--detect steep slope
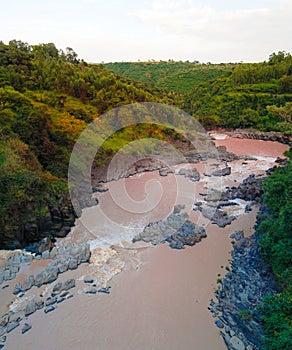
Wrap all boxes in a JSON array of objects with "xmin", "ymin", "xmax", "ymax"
[
  {"xmin": 0, "ymin": 40, "xmax": 175, "ymax": 248},
  {"xmin": 183, "ymin": 52, "xmax": 292, "ymax": 132}
]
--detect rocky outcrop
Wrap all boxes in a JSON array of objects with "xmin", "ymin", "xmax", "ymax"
[
  {"xmin": 0, "ymin": 193, "xmax": 77, "ymax": 250},
  {"xmin": 201, "ymin": 207, "xmax": 236, "ymax": 227},
  {"xmin": 133, "ymin": 212, "xmax": 206, "ymax": 249},
  {"xmin": 1, "ymin": 244, "xmax": 90, "ymax": 293},
  {"xmin": 226, "ymin": 174, "xmax": 264, "ymax": 202},
  {"xmin": 211, "ymin": 166, "xmax": 231, "ymax": 177},
  {"xmin": 177, "ymin": 168, "xmax": 200, "ymax": 181},
  {"xmin": 209, "ymin": 231, "xmax": 279, "ymax": 350}
]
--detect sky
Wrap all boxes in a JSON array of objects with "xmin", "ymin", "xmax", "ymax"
[{"xmin": 0, "ymin": 0, "xmax": 291, "ymax": 63}]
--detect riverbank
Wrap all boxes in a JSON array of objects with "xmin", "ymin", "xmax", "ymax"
[
  {"xmin": 209, "ymin": 128, "xmax": 291, "ymax": 145},
  {"xmin": 209, "ymin": 209, "xmax": 280, "ymax": 350}
]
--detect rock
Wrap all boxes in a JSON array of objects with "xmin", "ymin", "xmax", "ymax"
[
  {"xmin": 3, "ymin": 269, "xmax": 13, "ymax": 281},
  {"xmin": 45, "ymin": 297, "xmax": 57, "ymax": 306},
  {"xmin": 98, "ymin": 287, "xmax": 110, "ymax": 294},
  {"xmin": 209, "ymin": 213, "xmax": 279, "ymax": 350},
  {"xmin": 24, "ymin": 301, "xmax": 37, "ymax": 316},
  {"xmin": 133, "ymin": 213, "xmax": 206, "ymax": 249},
  {"xmin": 49, "ymin": 247, "xmax": 58, "ymax": 259},
  {"xmin": 53, "ymin": 282, "xmax": 63, "ymax": 293},
  {"xmin": 173, "ymin": 204, "xmax": 185, "ymax": 214},
  {"xmin": 229, "ymin": 336, "xmax": 245, "ymax": 350},
  {"xmin": 245, "ymin": 204, "xmax": 252, "ymax": 212},
  {"xmin": 35, "ymin": 266, "xmax": 59, "ymax": 286},
  {"xmin": 211, "ymin": 166, "xmax": 231, "ymax": 177},
  {"xmin": 215, "ymin": 320, "xmax": 224, "ymax": 328},
  {"xmin": 22, "ymin": 275, "xmax": 35, "ymax": 291},
  {"xmin": 41, "ymin": 250, "xmax": 50, "ymax": 259},
  {"xmin": 229, "ymin": 231, "xmax": 244, "ymax": 241},
  {"xmin": 57, "ymin": 297, "xmax": 65, "ymax": 304},
  {"xmin": 204, "ymin": 190, "xmax": 223, "ymax": 202},
  {"xmin": 84, "ymin": 278, "xmax": 94, "ymax": 284},
  {"xmin": 22, "ymin": 254, "xmax": 33, "ymax": 263},
  {"xmin": 159, "ymin": 167, "xmax": 173, "ymax": 177},
  {"xmin": 92, "ymin": 184, "xmax": 108, "ymax": 193},
  {"xmin": 24, "ymin": 298, "xmax": 44, "ymax": 316},
  {"xmin": 201, "ymin": 207, "xmax": 235, "ymax": 227},
  {"xmin": 226, "ymin": 175, "xmax": 264, "ymax": 202},
  {"xmin": 63, "ymin": 279, "xmax": 76, "ymax": 291},
  {"xmin": 57, "ymin": 258, "xmax": 69, "ymax": 273},
  {"xmin": 6, "ymin": 320, "xmax": 20, "ymax": 333},
  {"xmin": 21, "ymin": 323, "xmax": 32, "ymax": 334},
  {"xmin": 68, "ymin": 258, "xmax": 78, "ymax": 270},
  {"xmin": 178, "ymin": 168, "xmax": 200, "ymax": 182},
  {"xmin": 86, "ymin": 288, "xmax": 97, "ymax": 294},
  {"xmin": 0, "ymin": 344, "xmax": 4, "ymax": 349},
  {"xmin": 44, "ymin": 306, "xmax": 55, "ymax": 314},
  {"xmin": 225, "ymin": 325, "xmax": 231, "ymax": 334},
  {"xmin": 13, "ymin": 282, "xmax": 23, "ymax": 295},
  {"xmin": 217, "ymin": 146, "xmax": 239, "ymax": 162},
  {"xmin": 0, "ymin": 269, "xmax": 3, "ymax": 285},
  {"xmin": 0, "ymin": 336, "xmax": 6, "ymax": 342}
]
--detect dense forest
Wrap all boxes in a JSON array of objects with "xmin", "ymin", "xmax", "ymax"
[
  {"xmin": 258, "ymin": 149, "xmax": 292, "ymax": 349},
  {"xmin": 0, "ymin": 40, "xmax": 175, "ymax": 248},
  {"xmin": 184, "ymin": 52, "xmax": 292, "ymax": 133},
  {"xmin": 106, "ymin": 53, "xmax": 292, "ymax": 134}
]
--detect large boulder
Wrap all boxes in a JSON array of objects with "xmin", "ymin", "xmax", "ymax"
[
  {"xmin": 35, "ymin": 266, "xmax": 59, "ymax": 287},
  {"xmin": 22, "ymin": 275, "xmax": 35, "ymax": 291},
  {"xmin": 178, "ymin": 168, "xmax": 200, "ymax": 182}
]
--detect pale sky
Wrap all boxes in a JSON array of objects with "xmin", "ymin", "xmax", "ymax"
[{"xmin": 1, "ymin": 0, "xmax": 291, "ymax": 63}]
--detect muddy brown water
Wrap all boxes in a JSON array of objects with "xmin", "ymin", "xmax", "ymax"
[{"xmin": 2, "ymin": 136, "xmax": 289, "ymax": 350}]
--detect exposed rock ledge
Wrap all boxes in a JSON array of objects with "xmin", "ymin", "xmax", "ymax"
[
  {"xmin": 209, "ymin": 223, "xmax": 279, "ymax": 349},
  {"xmin": 210, "ymin": 129, "xmax": 291, "ymax": 145}
]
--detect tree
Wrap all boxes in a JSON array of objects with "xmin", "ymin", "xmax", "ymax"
[
  {"xmin": 65, "ymin": 47, "xmax": 78, "ymax": 63},
  {"xmin": 267, "ymin": 103, "xmax": 292, "ymax": 123}
]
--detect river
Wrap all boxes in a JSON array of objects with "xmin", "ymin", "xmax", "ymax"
[{"xmin": 1, "ymin": 135, "xmax": 289, "ymax": 350}]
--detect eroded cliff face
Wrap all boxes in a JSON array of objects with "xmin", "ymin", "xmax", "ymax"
[{"xmin": 0, "ymin": 193, "xmax": 76, "ymax": 250}]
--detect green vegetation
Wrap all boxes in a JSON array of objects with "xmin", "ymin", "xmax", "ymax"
[
  {"xmin": 0, "ymin": 40, "xmax": 175, "ymax": 247},
  {"xmin": 257, "ymin": 149, "xmax": 292, "ymax": 350},
  {"xmin": 0, "ymin": 40, "xmax": 291, "ymax": 254},
  {"xmin": 184, "ymin": 52, "xmax": 292, "ymax": 132},
  {"xmin": 105, "ymin": 53, "xmax": 292, "ymax": 133},
  {"xmin": 104, "ymin": 60, "xmax": 233, "ymax": 95}
]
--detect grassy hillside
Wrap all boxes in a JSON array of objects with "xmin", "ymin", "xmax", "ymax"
[{"xmin": 104, "ymin": 61, "xmax": 234, "ymax": 94}]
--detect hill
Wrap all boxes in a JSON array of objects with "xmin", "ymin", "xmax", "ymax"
[
  {"xmin": 105, "ymin": 54, "xmax": 292, "ymax": 134},
  {"xmin": 0, "ymin": 40, "xmax": 175, "ymax": 248},
  {"xmin": 104, "ymin": 60, "xmax": 234, "ymax": 94},
  {"xmin": 183, "ymin": 52, "xmax": 292, "ymax": 133}
]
